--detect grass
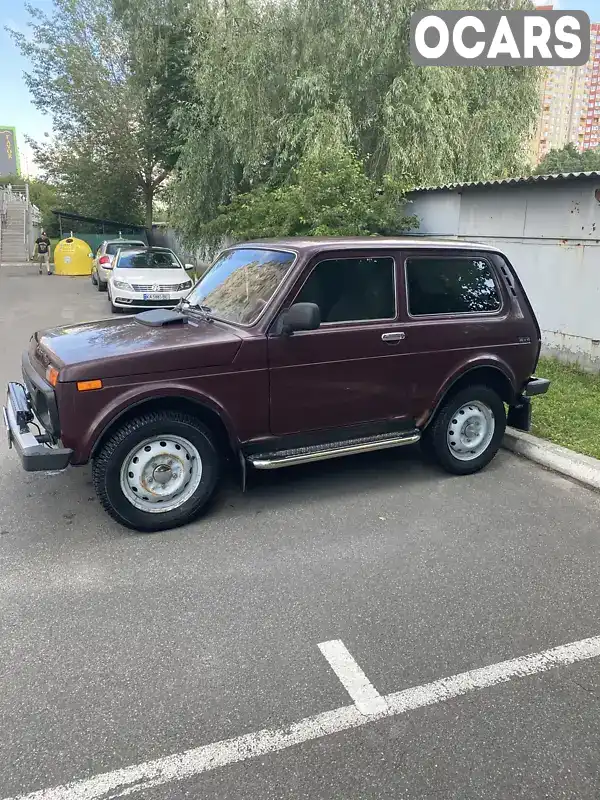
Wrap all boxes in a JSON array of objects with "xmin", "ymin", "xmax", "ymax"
[{"xmin": 530, "ymin": 357, "xmax": 600, "ymax": 460}]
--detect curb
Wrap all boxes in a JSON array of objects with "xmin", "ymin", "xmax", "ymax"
[{"xmin": 503, "ymin": 427, "xmax": 600, "ymax": 491}]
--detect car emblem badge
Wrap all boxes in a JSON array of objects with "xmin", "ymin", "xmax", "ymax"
[{"xmin": 153, "ymin": 285, "xmax": 159, "ymax": 292}]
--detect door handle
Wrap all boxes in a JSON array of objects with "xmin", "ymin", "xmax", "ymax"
[{"xmin": 381, "ymin": 332, "xmax": 406, "ymax": 343}]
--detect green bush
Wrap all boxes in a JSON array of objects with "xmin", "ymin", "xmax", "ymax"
[{"xmin": 201, "ymin": 142, "xmax": 418, "ymax": 248}]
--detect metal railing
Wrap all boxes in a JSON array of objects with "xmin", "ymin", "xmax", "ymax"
[
  {"xmin": 1, "ymin": 183, "xmax": 29, "ymax": 204},
  {"xmin": 0, "ymin": 184, "xmax": 31, "ymax": 263},
  {"xmin": 0, "ymin": 189, "xmax": 7, "ymax": 264}
]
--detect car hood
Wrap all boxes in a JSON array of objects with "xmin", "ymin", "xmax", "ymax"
[
  {"xmin": 111, "ymin": 267, "xmax": 188, "ymax": 285},
  {"xmin": 35, "ymin": 315, "xmax": 243, "ymax": 382}
]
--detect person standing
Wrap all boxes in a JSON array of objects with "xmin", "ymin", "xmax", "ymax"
[{"xmin": 34, "ymin": 231, "xmax": 52, "ymax": 275}]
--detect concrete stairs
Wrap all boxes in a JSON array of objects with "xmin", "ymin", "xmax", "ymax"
[{"xmin": 0, "ymin": 200, "xmax": 29, "ymax": 264}]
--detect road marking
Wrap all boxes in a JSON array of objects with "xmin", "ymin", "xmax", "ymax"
[
  {"xmin": 5, "ymin": 635, "xmax": 600, "ymax": 800},
  {"xmin": 318, "ymin": 639, "xmax": 387, "ymax": 715}
]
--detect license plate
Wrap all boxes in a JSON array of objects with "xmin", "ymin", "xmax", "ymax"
[{"xmin": 143, "ymin": 293, "xmax": 170, "ymax": 300}]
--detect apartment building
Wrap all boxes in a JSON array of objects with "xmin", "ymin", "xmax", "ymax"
[
  {"xmin": 582, "ymin": 23, "xmax": 600, "ymax": 150},
  {"xmin": 533, "ymin": 18, "xmax": 600, "ymax": 163}
]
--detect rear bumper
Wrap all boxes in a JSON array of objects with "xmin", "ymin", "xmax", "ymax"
[
  {"xmin": 3, "ymin": 381, "xmax": 72, "ymax": 472},
  {"xmin": 523, "ymin": 376, "xmax": 550, "ymax": 397},
  {"xmin": 507, "ymin": 376, "xmax": 550, "ymax": 432},
  {"xmin": 97, "ymin": 266, "xmax": 110, "ymax": 284}
]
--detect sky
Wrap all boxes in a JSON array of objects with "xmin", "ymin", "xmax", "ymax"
[{"xmin": 1, "ymin": 0, "xmax": 600, "ymax": 177}]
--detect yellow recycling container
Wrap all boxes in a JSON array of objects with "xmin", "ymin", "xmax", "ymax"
[{"xmin": 54, "ymin": 236, "xmax": 93, "ymax": 276}]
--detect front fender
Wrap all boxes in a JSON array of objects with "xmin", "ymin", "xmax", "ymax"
[{"xmin": 73, "ymin": 383, "xmax": 239, "ymax": 464}]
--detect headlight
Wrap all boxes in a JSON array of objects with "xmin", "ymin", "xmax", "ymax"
[
  {"xmin": 176, "ymin": 280, "xmax": 193, "ymax": 291},
  {"xmin": 113, "ymin": 280, "xmax": 133, "ymax": 291}
]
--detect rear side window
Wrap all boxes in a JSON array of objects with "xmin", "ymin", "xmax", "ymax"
[
  {"xmin": 406, "ymin": 256, "xmax": 501, "ymax": 316},
  {"xmin": 296, "ymin": 257, "xmax": 396, "ymax": 323}
]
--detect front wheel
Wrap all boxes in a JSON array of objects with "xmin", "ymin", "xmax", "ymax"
[
  {"xmin": 422, "ymin": 385, "xmax": 506, "ymax": 475},
  {"xmin": 92, "ymin": 411, "xmax": 221, "ymax": 531}
]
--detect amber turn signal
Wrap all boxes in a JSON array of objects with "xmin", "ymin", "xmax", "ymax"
[
  {"xmin": 46, "ymin": 366, "xmax": 59, "ymax": 387},
  {"xmin": 77, "ymin": 379, "xmax": 103, "ymax": 392}
]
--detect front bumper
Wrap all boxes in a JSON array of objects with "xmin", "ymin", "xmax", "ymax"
[
  {"xmin": 111, "ymin": 287, "xmax": 190, "ymax": 309},
  {"xmin": 3, "ymin": 382, "xmax": 73, "ymax": 471}
]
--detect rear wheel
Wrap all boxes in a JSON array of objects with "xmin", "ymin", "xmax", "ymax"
[
  {"xmin": 98, "ymin": 278, "xmax": 107, "ymax": 292},
  {"xmin": 423, "ymin": 385, "xmax": 506, "ymax": 475},
  {"xmin": 93, "ymin": 411, "xmax": 221, "ymax": 531}
]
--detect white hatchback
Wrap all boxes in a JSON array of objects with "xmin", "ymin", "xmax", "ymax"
[{"xmin": 107, "ymin": 247, "xmax": 195, "ymax": 313}]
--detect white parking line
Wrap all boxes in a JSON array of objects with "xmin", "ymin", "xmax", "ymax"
[
  {"xmin": 5, "ymin": 635, "xmax": 600, "ymax": 800},
  {"xmin": 318, "ymin": 639, "xmax": 387, "ymax": 715}
]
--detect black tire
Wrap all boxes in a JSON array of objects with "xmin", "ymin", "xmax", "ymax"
[
  {"xmin": 91, "ymin": 271, "xmax": 97, "ymax": 286},
  {"xmin": 422, "ymin": 385, "xmax": 506, "ymax": 476},
  {"xmin": 98, "ymin": 279, "xmax": 107, "ymax": 292},
  {"xmin": 93, "ymin": 411, "xmax": 221, "ymax": 532},
  {"xmin": 110, "ymin": 302, "xmax": 120, "ymax": 313}
]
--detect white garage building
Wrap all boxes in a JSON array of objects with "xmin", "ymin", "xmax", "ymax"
[{"xmin": 406, "ymin": 172, "xmax": 600, "ymax": 371}]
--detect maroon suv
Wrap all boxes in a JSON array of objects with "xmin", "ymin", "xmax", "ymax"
[{"xmin": 4, "ymin": 237, "xmax": 549, "ymax": 532}]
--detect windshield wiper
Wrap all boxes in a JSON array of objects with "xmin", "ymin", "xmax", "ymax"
[{"xmin": 178, "ymin": 299, "xmax": 214, "ymax": 321}]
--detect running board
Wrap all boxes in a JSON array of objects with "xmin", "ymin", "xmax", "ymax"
[{"xmin": 248, "ymin": 430, "xmax": 421, "ymax": 470}]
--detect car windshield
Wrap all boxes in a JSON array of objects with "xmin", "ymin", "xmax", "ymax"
[
  {"xmin": 117, "ymin": 250, "xmax": 181, "ymax": 269},
  {"xmin": 106, "ymin": 242, "xmax": 145, "ymax": 256},
  {"xmin": 185, "ymin": 248, "xmax": 296, "ymax": 325}
]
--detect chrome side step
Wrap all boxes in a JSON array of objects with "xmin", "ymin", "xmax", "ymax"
[{"xmin": 248, "ymin": 430, "xmax": 421, "ymax": 470}]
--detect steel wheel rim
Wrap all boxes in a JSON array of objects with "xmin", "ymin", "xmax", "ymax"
[
  {"xmin": 447, "ymin": 401, "xmax": 495, "ymax": 462},
  {"xmin": 120, "ymin": 435, "xmax": 202, "ymax": 513}
]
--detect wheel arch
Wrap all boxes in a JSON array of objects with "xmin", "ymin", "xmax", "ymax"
[
  {"xmin": 88, "ymin": 394, "xmax": 238, "ymax": 464},
  {"xmin": 422, "ymin": 362, "xmax": 517, "ymax": 431}
]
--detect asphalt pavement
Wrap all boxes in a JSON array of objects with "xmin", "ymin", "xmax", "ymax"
[{"xmin": 1, "ymin": 263, "xmax": 600, "ymax": 799}]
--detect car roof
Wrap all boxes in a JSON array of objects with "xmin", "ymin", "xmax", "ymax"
[
  {"xmin": 116, "ymin": 246, "xmax": 176, "ymax": 254},
  {"xmin": 229, "ymin": 236, "xmax": 502, "ymax": 254},
  {"xmin": 105, "ymin": 239, "xmax": 146, "ymax": 244}
]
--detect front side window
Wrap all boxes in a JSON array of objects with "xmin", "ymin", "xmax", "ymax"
[
  {"xmin": 295, "ymin": 257, "xmax": 395, "ymax": 323},
  {"xmin": 185, "ymin": 248, "xmax": 296, "ymax": 325},
  {"xmin": 406, "ymin": 257, "xmax": 501, "ymax": 316}
]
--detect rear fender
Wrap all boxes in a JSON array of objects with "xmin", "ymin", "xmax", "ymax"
[{"xmin": 419, "ymin": 356, "xmax": 518, "ymax": 431}]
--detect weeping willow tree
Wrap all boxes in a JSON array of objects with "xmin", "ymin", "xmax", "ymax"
[{"xmin": 171, "ymin": 0, "xmax": 540, "ymax": 241}]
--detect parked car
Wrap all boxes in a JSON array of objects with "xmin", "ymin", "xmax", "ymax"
[
  {"xmin": 107, "ymin": 247, "xmax": 195, "ymax": 313},
  {"xmin": 91, "ymin": 238, "xmax": 146, "ymax": 291},
  {"xmin": 4, "ymin": 237, "xmax": 549, "ymax": 532}
]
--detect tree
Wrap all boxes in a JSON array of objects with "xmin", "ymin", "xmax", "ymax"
[
  {"xmin": 534, "ymin": 142, "xmax": 600, "ymax": 175},
  {"xmin": 10, "ymin": 0, "xmax": 193, "ymax": 226},
  {"xmin": 171, "ymin": 0, "xmax": 541, "ymax": 241},
  {"xmin": 201, "ymin": 136, "xmax": 418, "ymax": 246}
]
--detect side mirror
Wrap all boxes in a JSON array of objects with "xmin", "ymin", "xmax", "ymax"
[
  {"xmin": 281, "ymin": 302, "xmax": 320, "ymax": 335},
  {"xmin": 184, "ymin": 263, "xmax": 194, "ymax": 270}
]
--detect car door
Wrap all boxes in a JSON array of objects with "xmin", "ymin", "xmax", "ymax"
[
  {"xmin": 267, "ymin": 249, "xmax": 413, "ymax": 436},
  {"xmin": 396, "ymin": 249, "xmax": 516, "ymax": 419}
]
